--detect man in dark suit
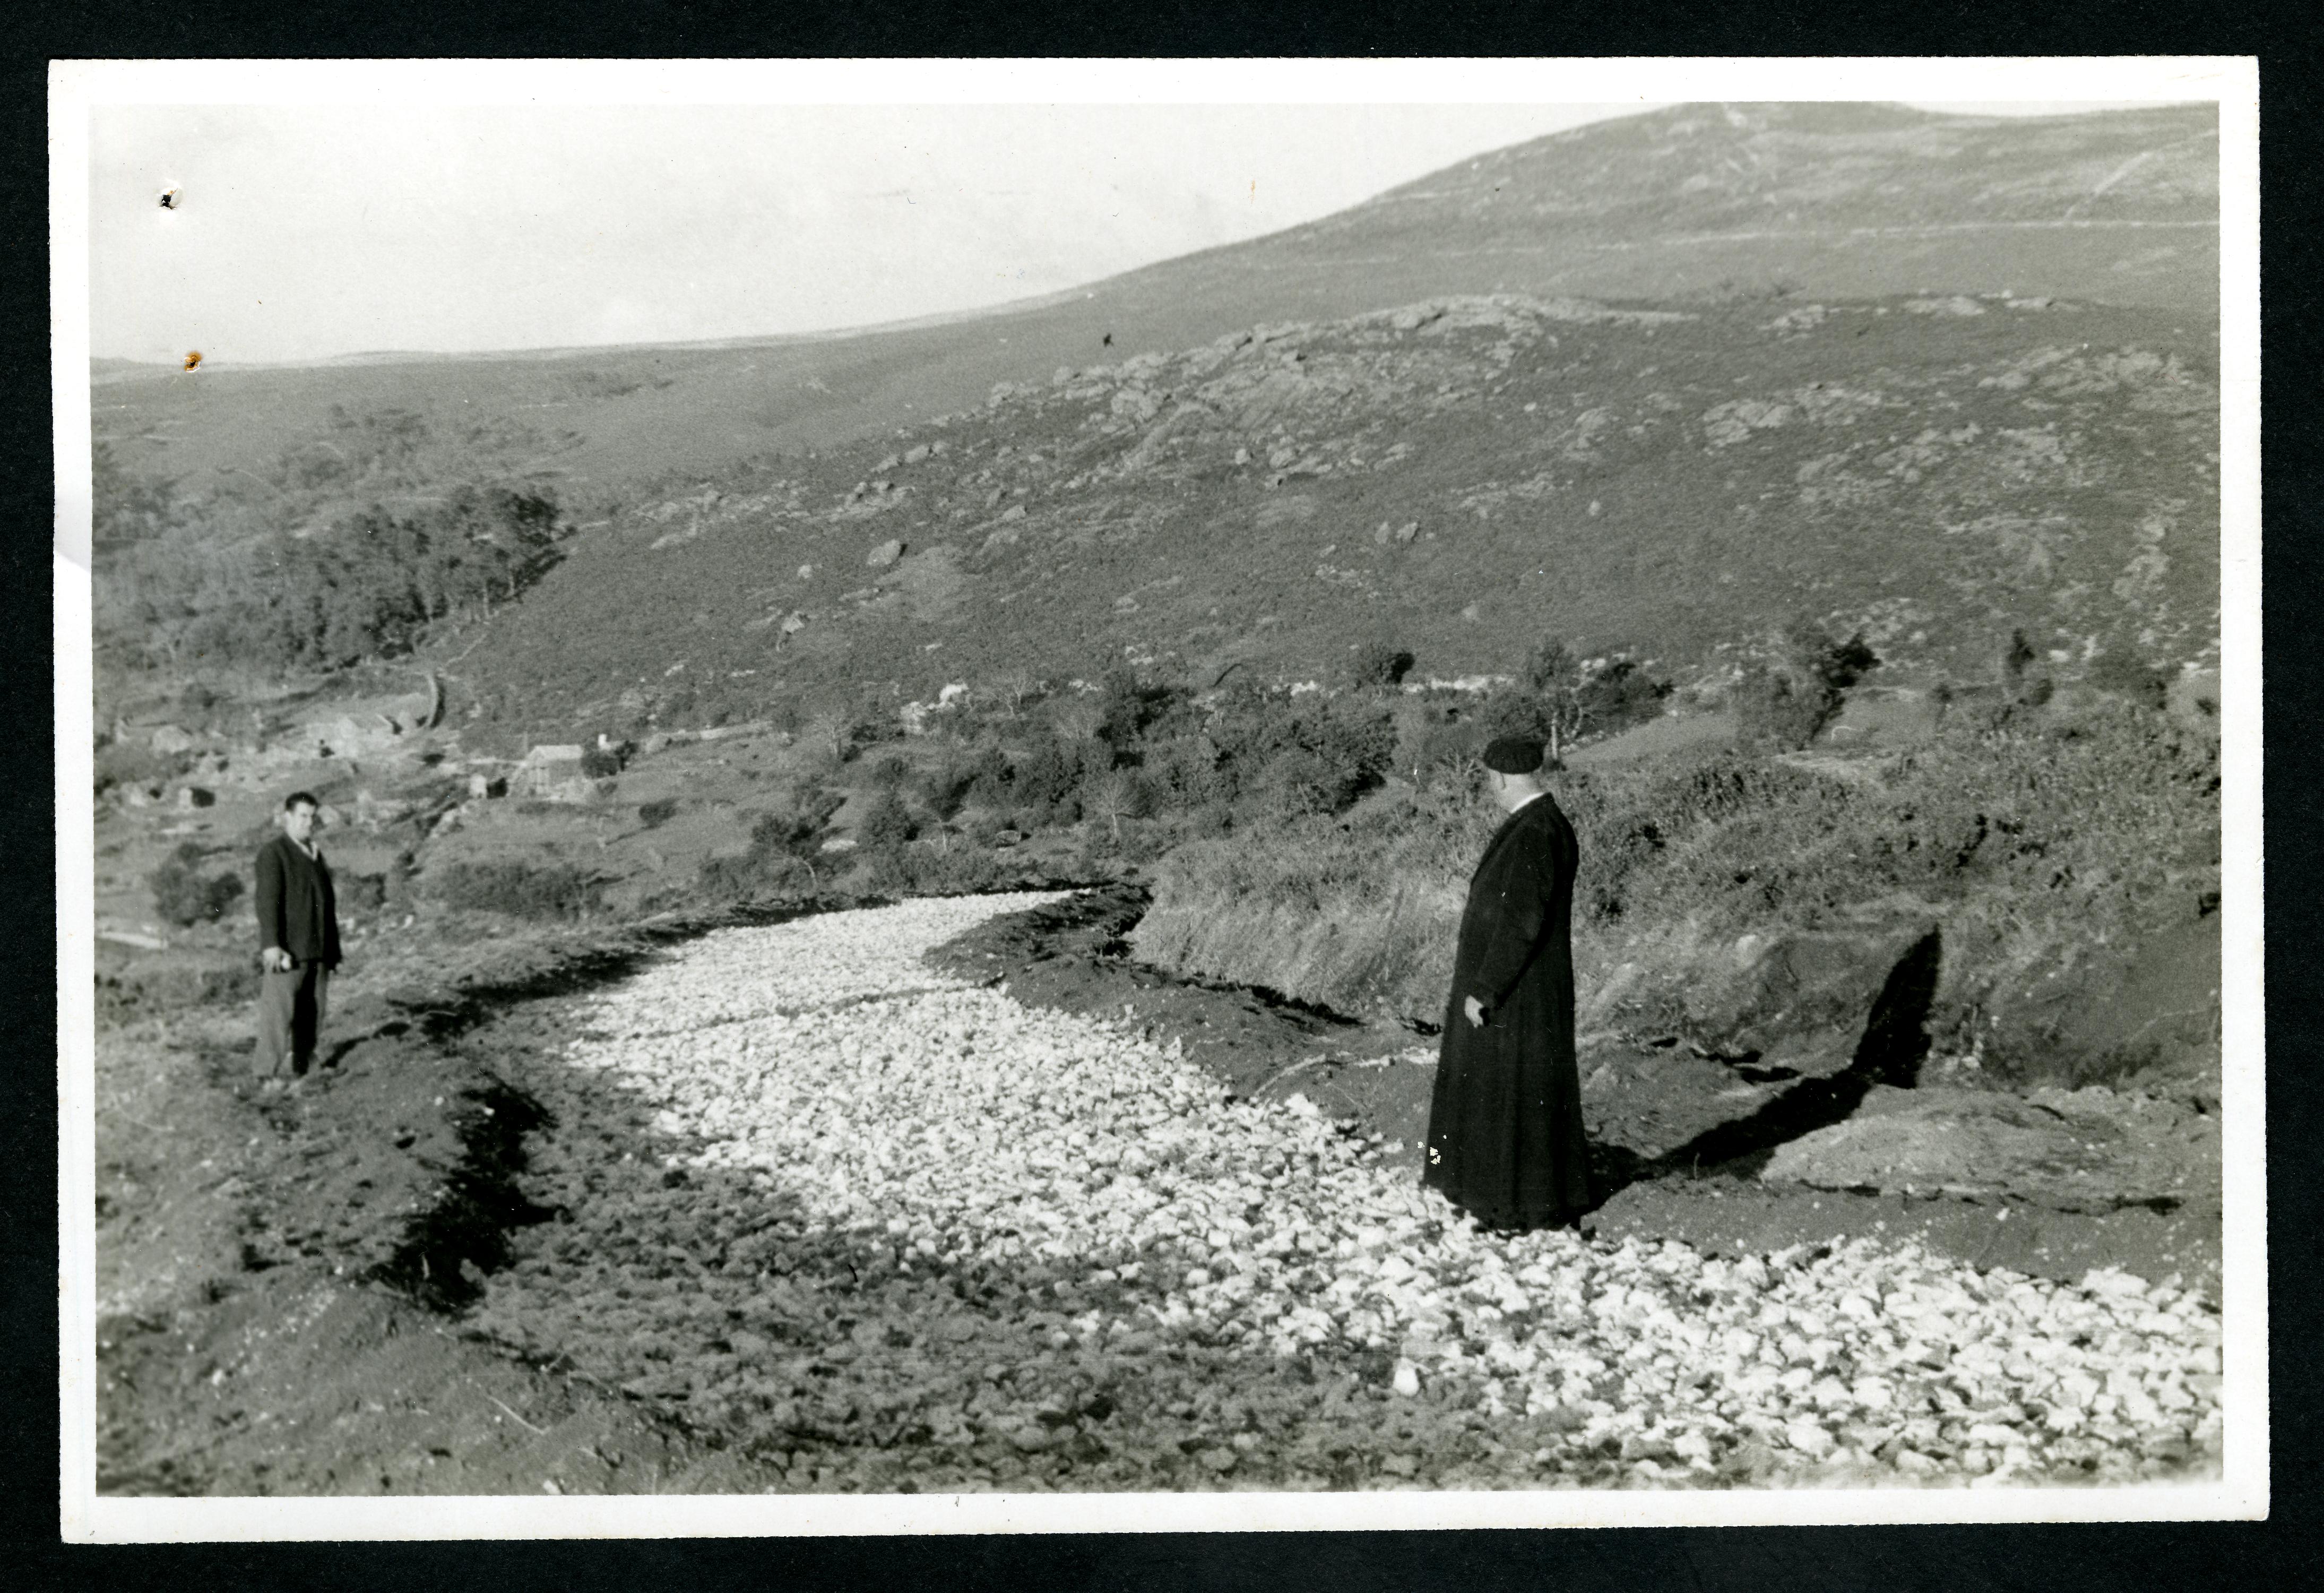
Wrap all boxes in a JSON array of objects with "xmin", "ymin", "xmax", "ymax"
[
  {"xmin": 254, "ymin": 790, "xmax": 341, "ymax": 1090},
  {"xmin": 1422, "ymin": 737, "xmax": 1593, "ymax": 1230}
]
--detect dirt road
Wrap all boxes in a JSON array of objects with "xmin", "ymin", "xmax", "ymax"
[{"xmin": 458, "ymin": 893, "xmax": 2223, "ymax": 1491}]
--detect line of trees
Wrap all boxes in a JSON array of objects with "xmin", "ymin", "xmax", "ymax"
[
  {"xmin": 94, "ymin": 404, "xmax": 582, "ymax": 678},
  {"xmin": 99, "ymin": 481, "xmax": 565, "ymax": 674}
]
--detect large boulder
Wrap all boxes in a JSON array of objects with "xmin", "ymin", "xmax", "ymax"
[
  {"xmin": 1760, "ymin": 1083, "xmax": 2221, "ymax": 1211},
  {"xmin": 866, "ymin": 538, "xmax": 906, "ymax": 570}
]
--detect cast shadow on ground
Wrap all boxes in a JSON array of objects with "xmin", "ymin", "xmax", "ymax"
[{"xmin": 1584, "ymin": 928, "xmax": 1942, "ymax": 1205}]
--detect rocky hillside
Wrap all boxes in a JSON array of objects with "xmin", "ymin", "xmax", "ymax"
[
  {"xmin": 460, "ymin": 287, "xmax": 2217, "ymax": 737},
  {"xmin": 92, "ymin": 102, "xmax": 2217, "ymax": 503}
]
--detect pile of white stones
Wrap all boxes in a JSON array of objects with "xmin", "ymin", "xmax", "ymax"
[{"xmin": 550, "ymin": 894, "xmax": 2224, "ymax": 1486}]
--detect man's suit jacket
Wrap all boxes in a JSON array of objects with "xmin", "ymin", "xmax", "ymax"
[{"xmin": 255, "ymin": 834, "xmax": 341, "ymax": 969}]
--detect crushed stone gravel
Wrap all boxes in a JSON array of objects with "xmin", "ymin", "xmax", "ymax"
[{"xmin": 469, "ymin": 893, "xmax": 2224, "ymax": 1490}]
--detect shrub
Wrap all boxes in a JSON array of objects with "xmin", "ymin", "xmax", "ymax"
[
  {"xmin": 433, "ymin": 860, "xmax": 602, "ymax": 920},
  {"xmin": 697, "ymin": 849, "xmax": 814, "ymax": 901},
  {"xmin": 1093, "ymin": 662, "xmax": 1192, "ymax": 752},
  {"xmin": 964, "ymin": 754, "xmax": 1015, "ymax": 813},
  {"xmin": 857, "ymin": 790, "xmax": 918, "ymax": 849},
  {"xmin": 1144, "ymin": 733, "xmax": 1229, "ymax": 810},
  {"xmin": 853, "ymin": 835, "xmax": 1005, "ymax": 898},
  {"xmin": 1730, "ymin": 621, "xmax": 1874, "ymax": 753},
  {"xmin": 755, "ymin": 789, "xmax": 843, "ymax": 853},
  {"xmin": 855, "ymin": 845, "xmax": 914, "ymax": 896},
  {"xmin": 1731, "ymin": 662, "xmax": 1833, "ymax": 753},
  {"xmin": 1206, "ymin": 686, "xmax": 1396, "ymax": 819},
  {"xmin": 147, "ymin": 842, "xmax": 245, "ymax": 926},
  {"xmin": 1011, "ymin": 736, "xmax": 1082, "ymax": 810},
  {"xmin": 695, "ymin": 789, "xmax": 842, "ymax": 902},
  {"xmin": 917, "ymin": 744, "xmax": 995, "ymax": 820},
  {"xmin": 1393, "ymin": 696, "xmax": 1484, "ymax": 776},
  {"xmin": 2087, "ymin": 652, "xmax": 2168, "ymax": 711},
  {"xmin": 1575, "ymin": 657, "xmax": 1669, "ymax": 738},
  {"xmin": 580, "ymin": 744, "xmax": 628, "ymax": 778},
  {"xmin": 866, "ymin": 752, "xmax": 913, "ymax": 791},
  {"xmin": 637, "ymin": 798, "xmax": 679, "ymax": 829},
  {"xmin": 1347, "ymin": 640, "xmax": 1415, "ymax": 691},
  {"xmin": 911, "ymin": 844, "xmax": 1005, "ymax": 896}
]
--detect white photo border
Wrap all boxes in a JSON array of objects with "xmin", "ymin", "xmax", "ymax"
[{"xmin": 51, "ymin": 54, "xmax": 2265, "ymax": 1540}]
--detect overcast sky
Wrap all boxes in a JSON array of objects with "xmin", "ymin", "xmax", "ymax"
[{"xmin": 88, "ymin": 100, "xmax": 2161, "ymax": 366}]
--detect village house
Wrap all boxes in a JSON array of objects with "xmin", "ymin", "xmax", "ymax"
[{"xmin": 517, "ymin": 743, "xmax": 587, "ymax": 798}]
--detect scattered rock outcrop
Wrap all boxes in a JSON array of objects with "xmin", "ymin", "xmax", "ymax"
[{"xmin": 1762, "ymin": 1084, "xmax": 2221, "ymax": 1212}]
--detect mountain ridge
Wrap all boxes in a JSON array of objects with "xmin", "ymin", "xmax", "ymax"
[{"xmin": 93, "ymin": 101, "xmax": 2218, "ymax": 502}]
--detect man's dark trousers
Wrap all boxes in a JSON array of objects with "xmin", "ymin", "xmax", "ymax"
[{"xmin": 256, "ymin": 961, "xmax": 329, "ymax": 1078}]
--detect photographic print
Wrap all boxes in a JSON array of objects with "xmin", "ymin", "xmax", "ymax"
[{"xmin": 53, "ymin": 58, "xmax": 2262, "ymax": 1538}]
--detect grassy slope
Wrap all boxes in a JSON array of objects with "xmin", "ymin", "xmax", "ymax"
[
  {"xmin": 460, "ymin": 289, "xmax": 2216, "ymax": 737},
  {"xmin": 93, "ymin": 101, "xmax": 2216, "ymax": 509},
  {"xmin": 1135, "ymin": 703, "xmax": 2222, "ymax": 1094}
]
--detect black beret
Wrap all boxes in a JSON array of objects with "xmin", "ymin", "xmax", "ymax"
[{"xmin": 1481, "ymin": 737, "xmax": 1545, "ymax": 774}]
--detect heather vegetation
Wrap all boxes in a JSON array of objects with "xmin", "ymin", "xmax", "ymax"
[
  {"xmin": 1138, "ymin": 692, "xmax": 2218, "ymax": 1091},
  {"xmin": 431, "ymin": 859, "xmax": 604, "ymax": 922}
]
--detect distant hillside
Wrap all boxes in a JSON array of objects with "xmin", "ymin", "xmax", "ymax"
[
  {"xmin": 93, "ymin": 102, "xmax": 2217, "ymax": 505},
  {"xmin": 460, "ymin": 288, "xmax": 2218, "ymax": 738},
  {"xmin": 92, "ymin": 356, "xmax": 172, "ymax": 385}
]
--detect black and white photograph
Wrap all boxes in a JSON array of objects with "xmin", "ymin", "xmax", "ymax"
[{"xmin": 53, "ymin": 58, "xmax": 2263, "ymax": 1537}]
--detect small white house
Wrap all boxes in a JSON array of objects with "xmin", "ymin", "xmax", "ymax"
[{"xmin": 517, "ymin": 744, "xmax": 585, "ymax": 796}]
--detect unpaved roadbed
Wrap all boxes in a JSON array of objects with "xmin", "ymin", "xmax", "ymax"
[
  {"xmin": 97, "ymin": 890, "xmax": 2226, "ymax": 1494},
  {"xmin": 459, "ymin": 895, "xmax": 2222, "ymax": 1489}
]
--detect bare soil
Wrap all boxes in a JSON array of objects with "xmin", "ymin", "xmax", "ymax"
[{"xmin": 93, "ymin": 882, "xmax": 2216, "ymax": 1496}]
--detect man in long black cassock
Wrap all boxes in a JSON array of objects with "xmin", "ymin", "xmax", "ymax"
[{"xmin": 1422, "ymin": 736, "xmax": 1593, "ymax": 1230}]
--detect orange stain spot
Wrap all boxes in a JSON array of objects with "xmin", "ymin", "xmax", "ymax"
[{"xmin": 182, "ymin": 351, "xmax": 202, "ymax": 372}]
